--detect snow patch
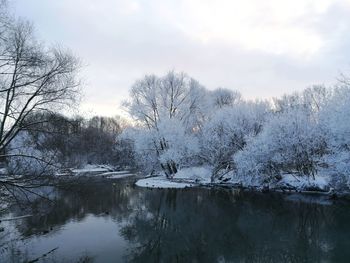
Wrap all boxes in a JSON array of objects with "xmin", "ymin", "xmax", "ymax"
[
  {"xmin": 174, "ymin": 167, "xmax": 212, "ymax": 183},
  {"xmin": 55, "ymin": 165, "xmax": 134, "ymax": 179},
  {"xmin": 102, "ymin": 172, "xmax": 134, "ymax": 179},
  {"xmin": 0, "ymin": 168, "xmax": 7, "ymax": 176},
  {"xmin": 135, "ymin": 167, "xmax": 212, "ymax": 189},
  {"xmin": 276, "ymin": 174, "xmax": 329, "ymax": 191},
  {"xmin": 71, "ymin": 164, "xmax": 114, "ymax": 174},
  {"xmin": 136, "ymin": 176, "xmax": 195, "ymax": 189}
]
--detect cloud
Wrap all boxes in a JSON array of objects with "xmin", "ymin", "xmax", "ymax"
[
  {"xmin": 154, "ymin": 0, "xmax": 350, "ymax": 57},
  {"xmin": 12, "ymin": 0, "xmax": 350, "ymax": 116}
]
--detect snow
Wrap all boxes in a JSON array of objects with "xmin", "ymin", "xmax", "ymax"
[
  {"xmin": 0, "ymin": 202, "xmax": 9, "ymax": 211},
  {"xmin": 275, "ymin": 174, "xmax": 329, "ymax": 191},
  {"xmin": 71, "ymin": 168, "xmax": 109, "ymax": 173},
  {"xmin": 136, "ymin": 176, "xmax": 196, "ymax": 189},
  {"xmin": 101, "ymin": 172, "xmax": 134, "ymax": 179},
  {"xmin": 135, "ymin": 167, "xmax": 333, "ymax": 192},
  {"xmin": 174, "ymin": 167, "xmax": 211, "ymax": 183},
  {"xmin": 55, "ymin": 165, "xmax": 135, "ymax": 179},
  {"xmin": 100, "ymin": 171, "xmax": 131, "ymax": 175},
  {"xmin": 135, "ymin": 167, "xmax": 210, "ymax": 188},
  {"xmin": 71, "ymin": 164, "xmax": 114, "ymax": 174}
]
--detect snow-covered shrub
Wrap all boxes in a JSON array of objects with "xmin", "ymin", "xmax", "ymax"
[
  {"xmin": 200, "ymin": 100, "xmax": 269, "ymax": 180},
  {"xmin": 7, "ymin": 132, "xmax": 59, "ymax": 176},
  {"xmin": 323, "ymin": 86, "xmax": 350, "ymax": 150},
  {"xmin": 234, "ymin": 108, "xmax": 328, "ymax": 185},
  {"xmin": 157, "ymin": 118, "xmax": 199, "ymax": 174},
  {"xmin": 320, "ymin": 85, "xmax": 350, "ymax": 189},
  {"xmin": 123, "ymin": 118, "xmax": 199, "ymax": 177},
  {"xmin": 120, "ymin": 127, "xmax": 159, "ymax": 174}
]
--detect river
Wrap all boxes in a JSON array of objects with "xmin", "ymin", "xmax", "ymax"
[{"xmin": 1, "ymin": 176, "xmax": 350, "ymax": 262}]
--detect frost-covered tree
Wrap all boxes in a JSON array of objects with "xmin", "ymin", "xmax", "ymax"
[
  {"xmin": 7, "ymin": 131, "xmax": 59, "ymax": 176},
  {"xmin": 273, "ymin": 85, "xmax": 330, "ymax": 116},
  {"xmin": 200, "ymin": 100, "xmax": 269, "ymax": 181},
  {"xmin": 209, "ymin": 88, "xmax": 241, "ymax": 109},
  {"xmin": 155, "ymin": 118, "xmax": 199, "ymax": 175},
  {"xmin": 120, "ymin": 127, "xmax": 159, "ymax": 174},
  {"xmin": 234, "ymin": 108, "xmax": 328, "ymax": 185},
  {"xmin": 320, "ymin": 83, "xmax": 350, "ymax": 189},
  {"xmin": 123, "ymin": 71, "xmax": 206, "ymax": 177},
  {"xmin": 123, "ymin": 70, "xmax": 350, "ymax": 191}
]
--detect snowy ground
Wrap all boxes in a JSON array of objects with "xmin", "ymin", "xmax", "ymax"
[
  {"xmin": 275, "ymin": 173, "xmax": 329, "ymax": 192},
  {"xmin": 174, "ymin": 167, "xmax": 212, "ymax": 183},
  {"xmin": 100, "ymin": 171, "xmax": 135, "ymax": 179},
  {"xmin": 135, "ymin": 166, "xmax": 333, "ymax": 194},
  {"xmin": 56, "ymin": 164, "xmax": 134, "ymax": 179},
  {"xmin": 136, "ymin": 176, "xmax": 196, "ymax": 188},
  {"xmin": 71, "ymin": 164, "xmax": 114, "ymax": 174},
  {"xmin": 136, "ymin": 167, "xmax": 210, "ymax": 189}
]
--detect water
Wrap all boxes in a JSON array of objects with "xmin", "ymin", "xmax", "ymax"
[{"xmin": 1, "ymin": 177, "xmax": 350, "ymax": 263}]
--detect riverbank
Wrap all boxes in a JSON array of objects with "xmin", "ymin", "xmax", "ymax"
[
  {"xmin": 55, "ymin": 164, "xmax": 135, "ymax": 178},
  {"xmin": 135, "ymin": 167, "xmax": 350, "ymax": 199}
]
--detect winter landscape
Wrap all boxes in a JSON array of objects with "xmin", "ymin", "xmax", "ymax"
[{"xmin": 2, "ymin": 0, "xmax": 350, "ymax": 262}]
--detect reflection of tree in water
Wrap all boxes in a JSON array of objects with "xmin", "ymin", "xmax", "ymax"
[
  {"xmin": 3, "ymin": 179, "xmax": 350, "ymax": 263},
  {"xmin": 120, "ymin": 189, "xmax": 350, "ymax": 263},
  {"xmin": 1, "ymin": 178, "xmax": 141, "ymax": 262},
  {"xmin": 10, "ymin": 178, "xmax": 141, "ymax": 237}
]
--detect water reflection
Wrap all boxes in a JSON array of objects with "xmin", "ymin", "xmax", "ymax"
[{"xmin": 1, "ymin": 178, "xmax": 350, "ymax": 262}]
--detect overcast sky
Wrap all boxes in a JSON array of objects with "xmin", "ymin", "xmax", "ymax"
[{"xmin": 12, "ymin": 0, "xmax": 350, "ymax": 116}]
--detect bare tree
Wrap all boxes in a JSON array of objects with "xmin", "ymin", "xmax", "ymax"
[
  {"xmin": 0, "ymin": 5, "xmax": 80, "ymax": 209},
  {"xmin": 0, "ymin": 23, "xmax": 79, "ymax": 154}
]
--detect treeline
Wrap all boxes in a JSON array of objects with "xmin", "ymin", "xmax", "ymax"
[
  {"xmin": 7, "ymin": 113, "xmax": 133, "ymax": 175},
  {"xmin": 122, "ymin": 71, "xmax": 350, "ymax": 191}
]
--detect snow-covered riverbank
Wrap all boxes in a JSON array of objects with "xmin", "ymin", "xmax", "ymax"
[
  {"xmin": 134, "ymin": 167, "xmax": 344, "ymax": 197},
  {"xmin": 55, "ymin": 164, "xmax": 135, "ymax": 179},
  {"xmin": 136, "ymin": 167, "xmax": 211, "ymax": 188}
]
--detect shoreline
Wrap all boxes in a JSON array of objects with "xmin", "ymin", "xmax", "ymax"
[{"xmin": 135, "ymin": 175, "xmax": 350, "ymax": 201}]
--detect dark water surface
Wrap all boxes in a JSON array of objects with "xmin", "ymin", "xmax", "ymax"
[{"xmin": 1, "ymin": 177, "xmax": 350, "ymax": 263}]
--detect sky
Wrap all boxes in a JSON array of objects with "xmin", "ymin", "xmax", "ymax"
[{"xmin": 11, "ymin": 0, "xmax": 350, "ymax": 116}]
